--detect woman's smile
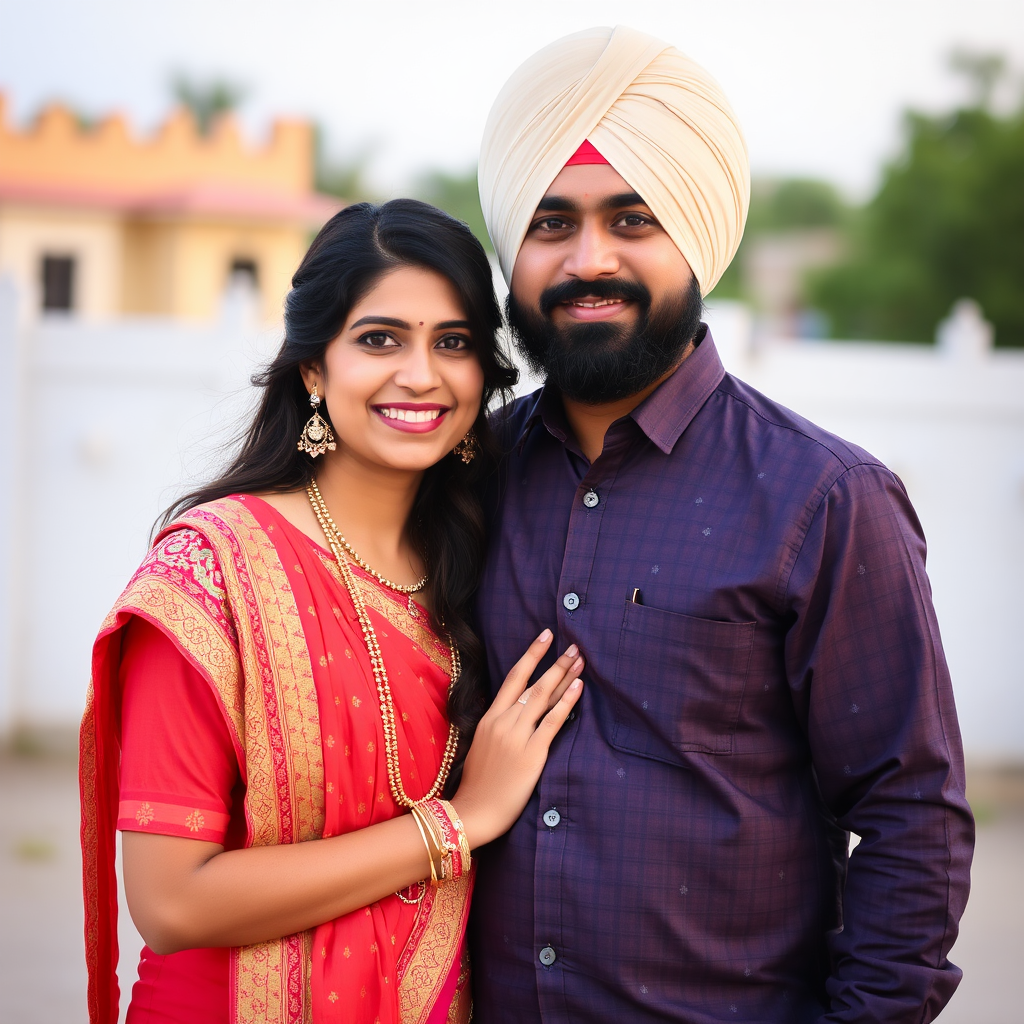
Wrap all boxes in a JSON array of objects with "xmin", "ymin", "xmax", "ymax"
[{"xmin": 372, "ymin": 402, "xmax": 451, "ymax": 433}]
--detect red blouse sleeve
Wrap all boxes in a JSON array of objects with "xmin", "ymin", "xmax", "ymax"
[{"xmin": 117, "ymin": 617, "xmax": 241, "ymax": 845}]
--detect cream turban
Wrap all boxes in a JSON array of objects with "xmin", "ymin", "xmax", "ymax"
[{"xmin": 479, "ymin": 26, "xmax": 750, "ymax": 296}]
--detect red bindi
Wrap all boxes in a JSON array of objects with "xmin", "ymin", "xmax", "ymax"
[{"xmin": 419, "ymin": 321, "xmax": 424, "ymax": 326}]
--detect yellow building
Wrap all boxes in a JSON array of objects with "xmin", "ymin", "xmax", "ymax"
[{"xmin": 0, "ymin": 94, "xmax": 340, "ymax": 322}]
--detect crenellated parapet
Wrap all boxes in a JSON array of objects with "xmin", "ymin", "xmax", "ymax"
[
  {"xmin": 0, "ymin": 93, "xmax": 340, "ymax": 322},
  {"xmin": 0, "ymin": 93, "xmax": 315, "ymax": 199}
]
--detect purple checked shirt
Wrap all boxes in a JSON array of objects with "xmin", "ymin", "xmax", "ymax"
[{"xmin": 471, "ymin": 328, "xmax": 973, "ymax": 1023}]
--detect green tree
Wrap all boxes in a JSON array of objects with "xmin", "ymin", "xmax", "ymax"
[
  {"xmin": 171, "ymin": 74, "xmax": 246, "ymax": 135},
  {"xmin": 314, "ymin": 128, "xmax": 378, "ymax": 204},
  {"xmin": 708, "ymin": 177, "xmax": 847, "ymax": 301},
  {"xmin": 746, "ymin": 177, "xmax": 847, "ymax": 233},
  {"xmin": 808, "ymin": 57, "xmax": 1024, "ymax": 347},
  {"xmin": 413, "ymin": 167, "xmax": 492, "ymax": 253}
]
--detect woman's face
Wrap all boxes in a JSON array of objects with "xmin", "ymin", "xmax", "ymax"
[{"xmin": 304, "ymin": 265, "xmax": 485, "ymax": 474}]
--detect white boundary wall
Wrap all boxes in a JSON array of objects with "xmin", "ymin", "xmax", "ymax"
[
  {"xmin": 1, "ymin": 281, "xmax": 1021, "ymax": 759},
  {"xmin": 704, "ymin": 301, "xmax": 1024, "ymax": 762},
  {"xmin": 0, "ymin": 276, "xmax": 278, "ymax": 738}
]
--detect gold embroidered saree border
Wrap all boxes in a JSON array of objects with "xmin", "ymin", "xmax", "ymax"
[
  {"xmin": 397, "ymin": 867, "xmax": 474, "ymax": 1024},
  {"xmin": 446, "ymin": 944, "xmax": 473, "ymax": 1024},
  {"xmin": 109, "ymin": 572, "xmax": 244, "ymax": 751},
  {"xmin": 84, "ymin": 495, "xmax": 462, "ymax": 1024},
  {"xmin": 173, "ymin": 498, "xmax": 325, "ymax": 1024},
  {"xmin": 80, "ymin": 684, "xmax": 109, "ymax": 1024},
  {"xmin": 82, "ymin": 530, "xmax": 247, "ymax": 1024}
]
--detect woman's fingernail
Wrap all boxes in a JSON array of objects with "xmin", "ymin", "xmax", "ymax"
[
  {"xmin": 565, "ymin": 644, "xmax": 579, "ymax": 658},
  {"xmin": 538, "ymin": 629, "xmax": 552, "ymax": 642},
  {"xmin": 572, "ymin": 657, "xmax": 584, "ymax": 672},
  {"xmin": 570, "ymin": 679, "xmax": 582, "ymax": 690}
]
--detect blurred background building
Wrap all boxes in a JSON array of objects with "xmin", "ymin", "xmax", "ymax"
[{"xmin": 0, "ymin": 94, "xmax": 338, "ymax": 323}]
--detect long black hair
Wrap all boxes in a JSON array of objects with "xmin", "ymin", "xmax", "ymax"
[{"xmin": 161, "ymin": 199, "xmax": 517, "ymax": 781}]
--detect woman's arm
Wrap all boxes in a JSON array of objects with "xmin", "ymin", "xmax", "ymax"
[
  {"xmin": 122, "ymin": 630, "xmax": 583, "ymax": 954},
  {"xmin": 124, "ymin": 811, "xmax": 433, "ymax": 953}
]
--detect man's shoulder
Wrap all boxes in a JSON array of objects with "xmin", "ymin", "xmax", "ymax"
[
  {"xmin": 490, "ymin": 376, "xmax": 897, "ymax": 498},
  {"xmin": 716, "ymin": 372, "xmax": 887, "ymax": 482}
]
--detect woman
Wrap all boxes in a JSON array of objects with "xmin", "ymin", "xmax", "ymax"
[{"xmin": 80, "ymin": 199, "xmax": 584, "ymax": 1024}]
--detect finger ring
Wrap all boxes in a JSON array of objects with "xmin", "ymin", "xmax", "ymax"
[{"xmin": 517, "ymin": 694, "xmax": 529, "ymax": 705}]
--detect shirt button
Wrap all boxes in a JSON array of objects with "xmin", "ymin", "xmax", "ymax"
[
  {"xmin": 543, "ymin": 808, "xmax": 561, "ymax": 828},
  {"xmin": 582, "ymin": 490, "xmax": 599, "ymax": 508},
  {"xmin": 562, "ymin": 592, "xmax": 580, "ymax": 611},
  {"xmin": 539, "ymin": 946, "xmax": 557, "ymax": 966}
]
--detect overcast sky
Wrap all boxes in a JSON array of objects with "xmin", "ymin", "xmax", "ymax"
[{"xmin": 1, "ymin": 0, "xmax": 1023, "ymax": 199}]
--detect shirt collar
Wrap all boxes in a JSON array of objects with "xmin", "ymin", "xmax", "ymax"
[{"xmin": 516, "ymin": 324, "xmax": 726, "ymax": 456}]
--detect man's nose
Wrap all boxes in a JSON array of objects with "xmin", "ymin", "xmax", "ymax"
[
  {"xmin": 393, "ymin": 343, "xmax": 443, "ymax": 393},
  {"xmin": 562, "ymin": 222, "xmax": 620, "ymax": 280}
]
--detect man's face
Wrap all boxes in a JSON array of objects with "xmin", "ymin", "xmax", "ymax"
[{"xmin": 507, "ymin": 163, "xmax": 702, "ymax": 404}]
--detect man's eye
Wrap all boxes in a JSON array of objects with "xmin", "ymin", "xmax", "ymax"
[
  {"xmin": 534, "ymin": 217, "xmax": 572, "ymax": 232},
  {"xmin": 617, "ymin": 213, "xmax": 653, "ymax": 228},
  {"xmin": 437, "ymin": 334, "xmax": 470, "ymax": 351},
  {"xmin": 358, "ymin": 332, "xmax": 399, "ymax": 348}
]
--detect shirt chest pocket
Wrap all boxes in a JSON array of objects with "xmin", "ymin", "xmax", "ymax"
[{"xmin": 612, "ymin": 601, "xmax": 755, "ymax": 761}]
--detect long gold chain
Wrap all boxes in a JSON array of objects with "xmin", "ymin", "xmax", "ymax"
[
  {"xmin": 307, "ymin": 485, "xmax": 460, "ymax": 808},
  {"xmin": 309, "ymin": 480, "xmax": 427, "ymax": 595}
]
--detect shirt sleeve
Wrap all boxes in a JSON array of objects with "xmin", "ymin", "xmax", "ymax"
[
  {"xmin": 784, "ymin": 462, "xmax": 974, "ymax": 1023},
  {"xmin": 118, "ymin": 617, "xmax": 240, "ymax": 844}
]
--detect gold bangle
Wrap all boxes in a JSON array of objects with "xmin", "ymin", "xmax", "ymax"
[
  {"xmin": 415, "ymin": 804, "xmax": 452, "ymax": 884},
  {"xmin": 409, "ymin": 807, "xmax": 439, "ymax": 885},
  {"xmin": 413, "ymin": 805, "xmax": 447, "ymax": 883}
]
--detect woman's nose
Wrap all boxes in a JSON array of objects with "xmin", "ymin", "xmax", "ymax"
[{"xmin": 393, "ymin": 343, "xmax": 443, "ymax": 393}]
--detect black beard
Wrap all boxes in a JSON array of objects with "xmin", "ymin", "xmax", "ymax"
[{"xmin": 505, "ymin": 276, "xmax": 704, "ymax": 404}]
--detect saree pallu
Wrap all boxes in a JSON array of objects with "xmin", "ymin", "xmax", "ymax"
[{"xmin": 81, "ymin": 494, "xmax": 473, "ymax": 1024}]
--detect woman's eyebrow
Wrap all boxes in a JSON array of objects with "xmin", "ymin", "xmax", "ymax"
[
  {"xmin": 350, "ymin": 315, "xmax": 410, "ymax": 329},
  {"xmin": 349, "ymin": 316, "xmax": 471, "ymax": 331}
]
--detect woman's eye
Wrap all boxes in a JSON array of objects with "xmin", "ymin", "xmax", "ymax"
[
  {"xmin": 437, "ymin": 334, "xmax": 470, "ymax": 351},
  {"xmin": 358, "ymin": 332, "xmax": 399, "ymax": 349}
]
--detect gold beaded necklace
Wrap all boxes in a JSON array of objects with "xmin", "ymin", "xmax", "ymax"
[
  {"xmin": 307, "ymin": 484, "xmax": 460, "ymax": 809},
  {"xmin": 309, "ymin": 480, "xmax": 427, "ymax": 595}
]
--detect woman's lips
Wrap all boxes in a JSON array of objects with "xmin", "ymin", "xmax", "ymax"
[
  {"xmin": 372, "ymin": 403, "xmax": 450, "ymax": 434},
  {"xmin": 560, "ymin": 298, "xmax": 630, "ymax": 321}
]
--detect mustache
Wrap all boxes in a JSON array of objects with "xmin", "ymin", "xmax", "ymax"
[{"xmin": 538, "ymin": 277, "xmax": 651, "ymax": 317}]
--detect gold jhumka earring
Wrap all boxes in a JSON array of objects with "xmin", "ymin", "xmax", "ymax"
[
  {"xmin": 452, "ymin": 430, "xmax": 478, "ymax": 464},
  {"xmin": 297, "ymin": 383, "xmax": 336, "ymax": 458}
]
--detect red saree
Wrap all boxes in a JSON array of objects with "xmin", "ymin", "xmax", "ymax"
[{"xmin": 81, "ymin": 495, "xmax": 473, "ymax": 1024}]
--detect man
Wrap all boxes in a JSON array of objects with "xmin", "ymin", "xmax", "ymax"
[{"xmin": 471, "ymin": 26, "xmax": 973, "ymax": 1024}]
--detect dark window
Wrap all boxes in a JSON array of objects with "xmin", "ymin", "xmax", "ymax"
[
  {"xmin": 41, "ymin": 255, "xmax": 76, "ymax": 312},
  {"xmin": 229, "ymin": 257, "xmax": 259, "ymax": 288}
]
